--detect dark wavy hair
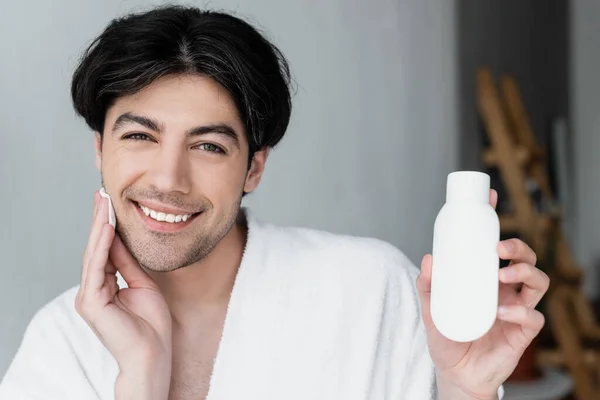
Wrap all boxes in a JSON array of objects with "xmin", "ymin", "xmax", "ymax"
[{"xmin": 71, "ymin": 5, "xmax": 293, "ymax": 163}]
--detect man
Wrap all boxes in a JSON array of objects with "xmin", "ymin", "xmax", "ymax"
[{"xmin": 0, "ymin": 5, "xmax": 549, "ymax": 400}]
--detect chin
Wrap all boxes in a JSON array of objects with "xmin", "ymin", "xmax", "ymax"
[
  {"xmin": 130, "ymin": 241, "xmax": 211, "ymax": 272},
  {"xmin": 139, "ymin": 259, "xmax": 191, "ymax": 273},
  {"xmin": 118, "ymin": 226, "xmax": 223, "ymax": 272},
  {"xmin": 116, "ymin": 201, "xmax": 242, "ymax": 271}
]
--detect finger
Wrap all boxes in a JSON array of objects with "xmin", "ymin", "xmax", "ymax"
[
  {"xmin": 82, "ymin": 194, "xmax": 109, "ymax": 287},
  {"xmin": 416, "ymin": 254, "xmax": 434, "ymax": 329},
  {"xmin": 92, "ymin": 191, "xmax": 99, "ymax": 219},
  {"xmin": 498, "ymin": 238, "xmax": 537, "ymax": 265},
  {"xmin": 77, "ymin": 193, "xmax": 100, "ymax": 303},
  {"xmin": 109, "ymin": 234, "xmax": 158, "ymax": 290},
  {"xmin": 105, "ymin": 256, "xmax": 118, "ymax": 275},
  {"xmin": 499, "ymin": 262, "xmax": 550, "ymax": 308},
  {"xmin": 99, "ymin": 258, "xmax": 119, "ymax": 300},
  {"xmin": 497, "ymin": 304, "xmax": 545, "ymax": 338},
  {"xmin": 490, "ymin": 189, "xmax": 498, "ymax": 210},
  {"xmin": 84, "ymin": 224, "xmax": 116, "ymax": 293},
  {"xmin": 79, "ymin": 193, "xmax": 102, "ymax": 304}
]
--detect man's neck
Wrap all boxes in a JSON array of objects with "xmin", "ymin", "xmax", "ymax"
[{"xmin": 146, "ymin": 215, "xmax": 248, "ymax": 327}]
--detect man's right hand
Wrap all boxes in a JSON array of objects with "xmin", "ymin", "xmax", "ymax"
[{"xmin": 75, "ymin": 191, "xmax": 172, "ymax": 400}]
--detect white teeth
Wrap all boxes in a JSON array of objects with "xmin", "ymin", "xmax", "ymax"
[{"xmin": 138, "ymin": 203, "xmax": 193, "ymax": 223}]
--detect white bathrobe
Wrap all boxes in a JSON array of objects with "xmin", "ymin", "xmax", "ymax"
[{"xmin": 0, "ymin": 210, "xmax": 503, "ymax": 399}]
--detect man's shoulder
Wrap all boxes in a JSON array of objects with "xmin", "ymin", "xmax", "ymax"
[
  {"xmin": 30, "ymin": 285, "xmax": 80, "ymax": 324},
  {"xmin": 256, "ymin": 218, "xmax": 420, "ymax": 283},
  {"xmin": 1, "ymin": 285, "xmax": 117, "ymax": 398},
  {"xmin": 23, "ymin": 285, "xmax": 92, "ymax": 341},
  {"xmin": 15, "ymin": 283, "xmax": 115, "ymax": 369}
]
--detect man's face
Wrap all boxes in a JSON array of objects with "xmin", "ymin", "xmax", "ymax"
[{"xmin": 96, "ymin": 74, "xmax": 266, "ymax": 272}]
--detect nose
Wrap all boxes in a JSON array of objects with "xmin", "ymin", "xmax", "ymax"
[{"xmin": 149, "ymin": 142, "xmax": 192, "ymax": 195}]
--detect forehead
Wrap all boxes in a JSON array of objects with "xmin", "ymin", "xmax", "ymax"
[{"xmin": 105, "ymin": 74, "xmax": 244, "ymax": 134}]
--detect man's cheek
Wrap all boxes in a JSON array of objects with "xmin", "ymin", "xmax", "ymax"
[{"xmin": 106, "ymin": 154, "xmax": 148, "ymax": 183}]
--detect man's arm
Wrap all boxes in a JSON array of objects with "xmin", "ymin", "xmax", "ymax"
[
  {"xmin": 437, "ymin": 374, "xmax": 502, "ymax": 400},
  {"xmin": 379, "ymin": 246, "xmax": 505, "ymax": 400},
  {"xmin": 114, "ymin": 353, "xmax": 171, "ymax": 400}
]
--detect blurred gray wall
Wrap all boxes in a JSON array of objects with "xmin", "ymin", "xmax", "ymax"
[
  {"xmin": 572, "ymin": 0, "xmax": 600, "ymax": 297},
  {"xmin": 0, "ymin": 0, "xmax": 459, "ymax": 375},
  {"xmin": 457, "ymin": 0, "xmax": 570, "ymax": 203},
  {"xmin": 456, "ymin": 0, "xmax": 600, "ymax": 297}
]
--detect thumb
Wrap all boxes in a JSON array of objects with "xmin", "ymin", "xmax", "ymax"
[
  {"xmin": 109, "ymin": 234, "xmax": 158, "ymax": 290},
  {"xmin": 417, "ymin": 254, "xmax": 435, "ymax": 330},
  {"xmin": 490, "ymin": 188, "xmax": 498, "ymax": 210}
]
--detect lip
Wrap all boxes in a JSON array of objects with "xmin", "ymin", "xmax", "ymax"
[
  {"xmin": 132, "ymin": 201, "xmax": 200, "ymax": 233},
  {"xmin": 134, "ymin": 199, "xmax": 199, "ymax": 216}
]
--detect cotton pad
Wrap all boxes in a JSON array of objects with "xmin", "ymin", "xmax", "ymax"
[{"xmin": 99, "ymin": 187, "xmax": 116, "ymax": 229}]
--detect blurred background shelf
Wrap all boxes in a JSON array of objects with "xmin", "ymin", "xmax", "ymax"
[{"xmin": 503, "ymin": 368, "xmax": 573, "ymax": 400}]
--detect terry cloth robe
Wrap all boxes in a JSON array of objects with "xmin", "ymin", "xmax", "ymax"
[{"xmin": 0, "ymin": 209, "xmax": 504, "ymax": 399}]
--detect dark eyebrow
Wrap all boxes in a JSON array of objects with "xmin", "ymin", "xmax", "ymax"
[
  {"xmin": 112, "ymin": 112, "xmax": 240, "ymax": 149},
  {"xmin": 187, "ymin": 124, "xmax": 240, "ymax": 149},
  {"xmin": 112, "ymin": 112, "xmax": 163, "ymax": 134}
]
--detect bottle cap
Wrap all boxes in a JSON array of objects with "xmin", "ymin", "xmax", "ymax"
[{"xmin": 446, "ymin": 171, "xmax": 490, "ymax": 203}]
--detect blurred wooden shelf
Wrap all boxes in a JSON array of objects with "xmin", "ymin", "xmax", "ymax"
[{"xmin": 477, "ymin": 66, "xmax": 600, "ymax": 400}]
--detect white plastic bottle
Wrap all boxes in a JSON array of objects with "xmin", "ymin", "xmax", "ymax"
[{"xmin": 430, "ymin": 171, "xmax": 500, "ymax": 342}]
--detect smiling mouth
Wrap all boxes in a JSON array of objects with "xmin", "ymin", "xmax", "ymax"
[{"xmin": 132, "ymin": 201, "xmax": 201, "ymax": 224}]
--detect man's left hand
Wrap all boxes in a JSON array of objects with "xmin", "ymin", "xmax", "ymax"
[{"xmin": 416, "ymin": 189, "xmax": 550, "ymax": 399}]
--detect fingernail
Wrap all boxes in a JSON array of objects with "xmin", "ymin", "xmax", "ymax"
[
  {"xmin": 498, "ymin": 306, "xmax": 509, "ymax": 316},
  {"xmin": 501, "ymin": 241, "xmax": 515, "ymax": 253},
  {"xmin": 500, "ymin": 267, "xmax": 515, "ymax": 280}
]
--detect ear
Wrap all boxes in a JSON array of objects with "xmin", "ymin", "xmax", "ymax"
[
  {"xmin": 244, "ymin": 148, "xmax": 269, "ymax": 193},
  {"xmin": 94, "ymin": 132, "xmax": 102, "ymax": 171}
]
